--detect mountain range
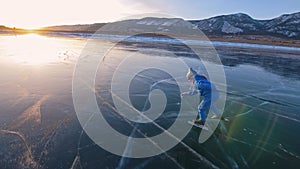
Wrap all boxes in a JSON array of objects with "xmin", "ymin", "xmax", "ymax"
[
  {"xmin": 190, "ymin": 12, "xmax": 300, "ymax": 38},
  {"xmin": 1, "ymin": 12, "xmax": 300, "ymax": 39}
]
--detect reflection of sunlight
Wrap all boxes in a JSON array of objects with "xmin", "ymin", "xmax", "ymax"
[
  {"xmin": 15, "ymin": 95, "xmax": 50, "ymax": 127},
  {"xmin": 0, "ymin": 34, "xmax": 72, "ymax": 65}
]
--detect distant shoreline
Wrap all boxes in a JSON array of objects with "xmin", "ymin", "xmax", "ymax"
[
  {"xmin": 39, "ymin": 30, "xmax": 300, "ymax": 48},
  {"xmin": 208, "ymin": 35, "xmax": 300, "ymax": 48},
  {"xmin": 1, "ymin": 29, "xmax": 300, "ymax": 49}
]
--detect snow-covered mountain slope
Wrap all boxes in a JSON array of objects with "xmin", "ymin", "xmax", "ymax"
[{"xmin": 190, "ymin": 12, "xmax": 300, "ymax": 38}]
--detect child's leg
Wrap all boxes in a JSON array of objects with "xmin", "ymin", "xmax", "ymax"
[
  {"xmin": 211, "ymin": 104, "xmax": 221, "ymax": 116},
  {"xmin": 198, "ymin": 104, "xmax": 207, "ymax": 122},
  {"xmin": 198, "ymin": 97, "xmax": 211, "ymax": 122},
  {"xmin": 211, "ymin": 91, "xmax": 221, "ymax": 116}
]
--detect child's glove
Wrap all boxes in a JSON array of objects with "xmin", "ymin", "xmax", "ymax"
[{"xmin": 181, "ymin": 92, "xmax": 189, "ymax": 97}]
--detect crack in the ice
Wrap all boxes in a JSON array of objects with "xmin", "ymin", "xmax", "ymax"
[
  {"xmin": 109, "ymin": 91, "xmax": 219, "ymax": 169},
  {"xmin": 0, "ymin": 129, "xmax": 39, "ymax": 168}
]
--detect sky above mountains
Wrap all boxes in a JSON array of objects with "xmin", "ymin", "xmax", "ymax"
[{"xmin": 1, "ymin": 0, "xmax": 299, "ymax": 29}]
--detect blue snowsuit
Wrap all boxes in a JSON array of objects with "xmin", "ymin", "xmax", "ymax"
[{"xmin": 189, "ymin": 75, "xmax": 220, "ymax": 122}]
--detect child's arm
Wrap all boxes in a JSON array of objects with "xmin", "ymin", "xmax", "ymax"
[
  {"xmin": 188, "ymin": 88, "xmax": 199, "ymax": 96},
  {"xmin": 181, "ymin": 83, "xmax": 199, "ymax": 97}
]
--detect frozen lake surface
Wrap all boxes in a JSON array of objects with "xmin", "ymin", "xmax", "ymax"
[{"xmin": 0, "ymin": 33, "xmax": 299, "ymax": 169}]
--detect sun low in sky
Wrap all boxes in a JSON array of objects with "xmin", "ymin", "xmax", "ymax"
[
  {"xmin": 1, "ymin": 0, "xmax": 149, "ymax": 29},
  {"xmin": 1, "ymin": 0, "xmax": 299, "ymax": 29}
]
